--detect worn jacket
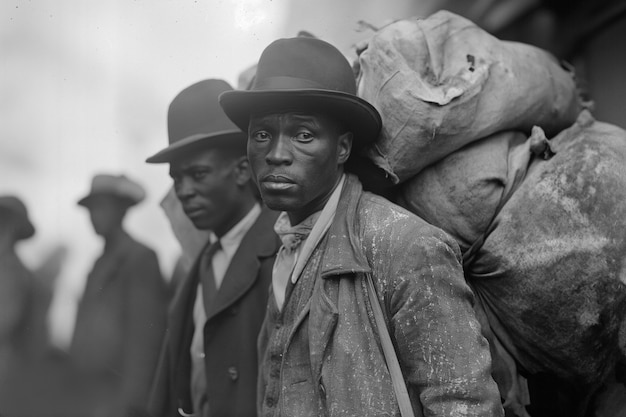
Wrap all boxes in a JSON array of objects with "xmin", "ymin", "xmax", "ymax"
[
  {"xmin": 258, "ymin": 174, "xmax": 503, "ymax": 416},
  {"xmin": 149, "ymin": 207, "xmax": 280, "ymax": 417},
  {"xmin": 70, "ymin": 230, "xmax": 168, "ymax": 415}
]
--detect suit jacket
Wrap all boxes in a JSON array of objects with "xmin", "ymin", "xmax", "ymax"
[
  {"xmin": 70, "ymin": 230, "xmax": 168, "ymax": 416},
  {"xmin": 149, "ymin": 207, "xmax": 280, "ymax": 417}
]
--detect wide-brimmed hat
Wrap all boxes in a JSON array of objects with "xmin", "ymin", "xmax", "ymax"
[
  {"xmin": 146, "ymin": 79, "xmax": 247, "ymax": 163},
  {"xmin": 218, "ymin": 37, "xmax": 382, "ymax": 148},
  {"xmin": 0, "ymin": 195, "xmax": 35, "ymax": 240},
  {"xmin": 78, "ymin": 174, "xmax": 146, "ymax": 208}
]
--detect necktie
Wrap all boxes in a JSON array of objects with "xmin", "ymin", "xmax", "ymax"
[{"xmin": 200, "ymin": 239, "xmax": 221, "ymax": 315}]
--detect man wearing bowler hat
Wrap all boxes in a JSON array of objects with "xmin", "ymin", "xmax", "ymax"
[
  {"xmin": 71, "ymin": 174, "xmax": 168, "ymax": 417},
  {"xmin": 146, "ymin": 79, "xmax": 280, "ymax": 417},
  {"xmin": 219, "ymin": 37, "xmax": 504, "ymax": 416}
]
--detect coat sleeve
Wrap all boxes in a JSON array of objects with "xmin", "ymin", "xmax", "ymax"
[{"xmin": 371, "ymin": 225, "xmax": 504, "ymax": 417}]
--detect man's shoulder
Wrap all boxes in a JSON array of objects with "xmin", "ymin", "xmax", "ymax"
[
  {"xmin": 358, "ymin": 191, "xmax": 433, "ymax": 232},
  {"xmin": 124, "ymin": 234, "xmax": 159, "ymax": 259},
  {"xmin": 357, "ymin": 191, "xmax": 459, "ymax": 252}
]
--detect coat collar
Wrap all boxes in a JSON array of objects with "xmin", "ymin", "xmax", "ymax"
[
  {"xmin": 168, "ymin": 206, "xmax": 279, "ymax": 323},
  {"xmin": 205, "ymin": 206, "xmax": 280, "ymax": 319},
  {"xmin": 320, "ymin": 173, "xmax": 371, "ymax": 279}
]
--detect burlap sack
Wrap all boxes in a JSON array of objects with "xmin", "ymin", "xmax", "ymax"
[
  {"xmin": 467, "ymin": 110, "xmax": 626, "ymax": 386},
  {"xmin": 356, "ymin": 10, "xmax": 584, "ymax": 184},
  {"xmin": 397, "ymin": 130, "xmax": 529, "ymax": 252}
]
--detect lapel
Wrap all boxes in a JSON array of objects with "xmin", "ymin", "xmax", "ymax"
[
  {"xmin": 320, "ymin": 173, "xmax": 371, "ymax": 278},
  {"xmin": 167, "ymin": 249, "xmax": 204, "ymax": 364},
  {"xmin": 205, "ymin": 207, "xmax": 280, "ymax": 321},
  {"xmin": 308, "ymin": 174, "xmax": 372, "ymax": 379}
]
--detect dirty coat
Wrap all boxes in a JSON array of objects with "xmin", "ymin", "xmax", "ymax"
[{"xmin": 257, "ymin": 174, "xmax": 503, "ymax": 417}]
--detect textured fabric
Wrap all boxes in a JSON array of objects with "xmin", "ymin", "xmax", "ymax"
[
  {"xmin": 148, "ymin": 207, "xmax": 280, "ymax": 417},
  {"xmin": 469, "ymin": 110, "xmax": 626, "ymax": 388},
  {"xmin": 272, "ymin": 211, "xmax": 317, "ymax": 309},
  {"xmin": 257, "ymin": 174, "xmax": 504, "ymax": 417},
  {"xmin": 356, "ymin": 10, "xmax": 583, "ymax": 183},
  {"xmin": 259, "ymin": 240, "xmax": 324, "ymax": 417}
]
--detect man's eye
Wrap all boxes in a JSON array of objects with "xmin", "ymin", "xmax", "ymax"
[
  {"xmin": 192, "ymin": 170, "xmax": 207, "ymax": 180},
  {"xmin": 295, "ymin": 132, "xmax": 313, "ymax": 142},
  {"xmin": 252, "ymin": 131, "xmax": 270, "ymax": 141}
]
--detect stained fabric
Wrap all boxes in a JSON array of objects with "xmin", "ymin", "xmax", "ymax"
[
  {"xmin": 257, "ymin": 174, "xmax": 503, "ymax": 417},
  {"xmin": 356, "ymin": 10, "xmax": 584, "ymax": 184}
]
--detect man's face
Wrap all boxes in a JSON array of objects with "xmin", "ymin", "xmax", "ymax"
[
  {"xmin": 86, "ymin": 195, "xmax": 127, "ymax": 237},
  {"xmin": 247, "ymin": 111, "xmax": 351, "ymax": 224},
  {"xmin": 169, "ymin": 147, "xmax": 244, "ymax": 235}
]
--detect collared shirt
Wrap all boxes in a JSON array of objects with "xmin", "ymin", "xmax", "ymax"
[
  {"xmin": 272, "ymin": 174, "xmax": 345, "ymax": 310},
  {"xmin": 190, "ymin": 202, "xmax": 261, "ymax": 416}
]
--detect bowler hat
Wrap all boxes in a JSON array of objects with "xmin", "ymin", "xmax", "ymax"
[
  {"xmin": 219, "ymin": 37, "xmax": 382, "ymax": 147},
  {"xmin": 0, "ymin": 195, "xmax": 35, "ymax": 240},
  {"xmin": 146, "ymin": 79, "xmax": 246, "ymax": 163},
  {"xmin": 78, "ymin": 174, "xmax": 146, "ymax": 208}
]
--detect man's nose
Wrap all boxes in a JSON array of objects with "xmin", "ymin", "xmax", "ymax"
[
  {"xmin": 175, "ymin": 177, "xmax": 195, "ymax": 200},
  {"xmin": 265, "ymin": 134, "xmax": 292, "ymax": 165}
]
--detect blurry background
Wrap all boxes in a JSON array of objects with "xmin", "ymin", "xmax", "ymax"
[{"xmin": 2, "ymin": 0, "xmax": 624, "ymax": 352}]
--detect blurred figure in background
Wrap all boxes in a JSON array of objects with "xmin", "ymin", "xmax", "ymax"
[
  {"xmin": 146, "ymin": 79, "xmax": 280, "ymax": 417},
  {"xmin": 0, "ymin": 195, "xmax": 37, "ymax": 382},
  {"xmin": 70, "ymin": 173, "xmax": 168, "ymax": 417}
]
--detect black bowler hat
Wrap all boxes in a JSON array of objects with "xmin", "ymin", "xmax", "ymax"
[
  {"xmin": 146, "ymin": 79, "xmax": 246, "ymax": 163},
  {"xmin": 218, "ymin": 37, "xmax": 382, "ymax": 147}
]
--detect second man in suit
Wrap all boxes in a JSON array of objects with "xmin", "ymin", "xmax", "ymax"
[{"xmin": 146, "ymin": 79, "xmax": 280, "ymax": 417}]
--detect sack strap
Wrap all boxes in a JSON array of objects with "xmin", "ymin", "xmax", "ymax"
[{"xmin": 366, "ymin": 274, "xmax": 423, "ymax": 417}]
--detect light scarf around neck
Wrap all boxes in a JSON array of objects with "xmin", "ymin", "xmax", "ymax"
[{"xmin": 272, "ymin": 174, "xmax": 345, "ymax": 310}]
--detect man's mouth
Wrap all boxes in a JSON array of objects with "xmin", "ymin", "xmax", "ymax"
[
  {"xmin": 183, "ymin": 206, "xmax": 204, "ymax": 217},
  {"xmin": 260, "ymin": 175, "xmax": 295, "ymax": 191}
]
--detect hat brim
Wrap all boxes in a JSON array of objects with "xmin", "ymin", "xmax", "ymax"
[
  {"xmin": 219, "ymin": 89, "xmax": 382, "ymax": 148},
  {"xmin": 146, "ymin": 130, "xmax": 246, "ymax": 163},
  {"xmin": 77, "ymin": 193, "xmax": 139, "ymax": 208}
]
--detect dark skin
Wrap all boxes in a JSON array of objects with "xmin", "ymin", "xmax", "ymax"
[
  {"xmin": 247, "ymin": 111, "xmax": 352, "ymax": 225},
  {"xmin": 169, "ymin": 146, "xmax": 257, "ymax": 238}
]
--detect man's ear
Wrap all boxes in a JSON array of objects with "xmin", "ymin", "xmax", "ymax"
[
  {"xmin": 233, "ymin": 156, "xmax": 252, "ymax": 186},
  {"xmin": 337, "ymin": 132, "xmax": 353, "ymax": 165}
]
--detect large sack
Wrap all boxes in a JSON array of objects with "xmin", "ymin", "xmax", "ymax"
[
  {"xmin": 397, "ymin": 130, "xmax": 537, "ymax": 252},
  {"xmin": 467, "ymin": 110, "xmax": 626, "ymax": 387},
  {"xmin": 356, "ymin": 10, "xmax": 584, "ymax": 184}
]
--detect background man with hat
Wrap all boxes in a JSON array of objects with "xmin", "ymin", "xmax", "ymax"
[
  {"xmin": 146, "ymin": 79, "xmax": 280, "ymax": 417},
  {"xmin": 70, "ymin": 173, "xmax": 168, "ymax": 417},
  {"xmin": 219, "ymin": 36, "xmax": 504, "ymax": 416}
]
